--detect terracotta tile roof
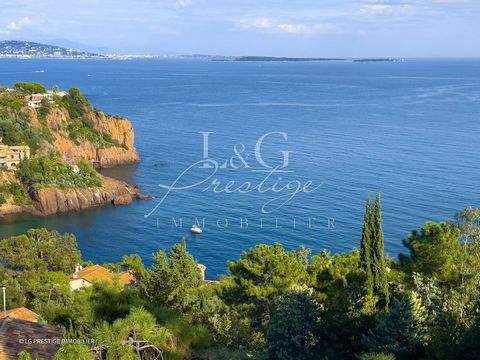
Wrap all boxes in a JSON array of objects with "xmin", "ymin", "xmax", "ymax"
[
  {"xmin": 0, "ymin": 307, "xmax": 39, "ymax": 323},
  {"xmin": 71, "ymin": 265, "xmax": 137, "ymax": 286},
  {"xmin": 72, "ymin": 264, "xmax": 113, "ymax": 282},
  {"xmin": 0, "ymin": 317, "xmax": 64, "ymax": 360},
  {"xmin": 118, "ymin": 270, "xmax": 136, "ymax": 285}
]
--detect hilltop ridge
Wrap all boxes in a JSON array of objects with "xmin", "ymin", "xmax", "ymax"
[{"xmin": 0, "ymin": 40, "xmax": 104, "ymax": 58}]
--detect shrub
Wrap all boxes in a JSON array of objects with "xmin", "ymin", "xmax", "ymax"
[
  {"xmin": 0, "ymin": 183, "xmax": 31, "ymax": 206},
  {"xmin": 17, "ymin": 153, "xmax": 103, "ymax": 189},
  {"xmin": 0, "ymin": 109, "xmax": 44, "ymax": 154},
  {"xmin": 13, "ymin": 82, "xmax": 47, "ymax": 94}
]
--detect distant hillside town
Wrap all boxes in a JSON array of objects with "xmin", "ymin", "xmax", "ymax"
[{"xmin": 0, "ymin": 40, "xmax": 106, "ymax": 59}]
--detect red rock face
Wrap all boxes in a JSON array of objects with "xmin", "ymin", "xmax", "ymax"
[
  {"xmin": 29, "ymin": 177, "xmax": 142, "ymax": 216},
  {"xmin": 29, "ymin": 107, "xmax": 140, "ymax": 168},
  {"xmin": 0, "ymin": 104, "xmax": 144, "ymax": 217}
]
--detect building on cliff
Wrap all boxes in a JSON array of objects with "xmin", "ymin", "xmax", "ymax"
[
  {"xmin": 0, "ymin": 138, "xmax": 30, "ymax": 170},
  {"xmin": 24, "ymin": 90, "xmax": 67, "ymax": 108}
]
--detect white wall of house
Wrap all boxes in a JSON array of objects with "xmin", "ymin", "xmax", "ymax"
[{"xmin": 69, "ymin": 278, "xmax": 92, "ymax": 291}]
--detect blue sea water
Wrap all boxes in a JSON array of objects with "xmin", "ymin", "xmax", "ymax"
[{"xmin": 1, "ymin": 58, "xmax": 479, "ymax": 277}]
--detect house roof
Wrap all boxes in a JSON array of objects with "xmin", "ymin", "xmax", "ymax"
[
  {"xmin": 70, "ymin": 265, "xmax": 136, "ymax": 285},
  {"xmin": 118, "ymin": 270, "xmax": 136, "ymax": 285},
  {"xmin": 0, "ymin": 307, "xmax": 39, "ymax": 323},
  {"xmin": 0, "ymin": 317, "xmax": 64, "ymax": 360}
]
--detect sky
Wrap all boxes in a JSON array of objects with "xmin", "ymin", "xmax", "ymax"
[{"xmin": 0, "ymin": 0, "xmax": 479, "ymax": 57}]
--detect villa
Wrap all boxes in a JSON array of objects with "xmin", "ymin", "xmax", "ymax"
[
  {"xmin": 25, "ymin": 90, "xmax": 67, "ymax": 108},
  {"xmin": 0, "ymin": 138, "xmax": 30, "ymax": 170},
  {"xmin": 69, "ymin": 264, "xmax": 137, "ymax": 291}
]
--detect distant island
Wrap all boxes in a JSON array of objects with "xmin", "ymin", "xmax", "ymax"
[
  {"xmin": 354, "ymin": 58, "xmax": 402, "ymax": 62},
  {"xmin": 0, "ymin": 40, "xmax": 405, "ymax": 62},
  {"xmin": 232, "ymin": 56, "xmax": 346, "ymax": 62}
]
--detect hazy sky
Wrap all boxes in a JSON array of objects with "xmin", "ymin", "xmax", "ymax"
[{"xmin": 0, "ymin": 0, "xmax": 479, "ymax": 57}]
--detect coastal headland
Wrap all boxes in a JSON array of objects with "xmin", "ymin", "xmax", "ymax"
[{"xmin": 0, "ymin": 82, "xmax": 146, "ymax": 217}]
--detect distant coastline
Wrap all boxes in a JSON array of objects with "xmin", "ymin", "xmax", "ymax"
[{"xmin": 1, "ymin": 40, "xmax": 404, "ymax": 62}]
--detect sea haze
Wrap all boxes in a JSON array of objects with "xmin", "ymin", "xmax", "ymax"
[{"xmin": 1, "ymin": 58, "xmax": 479, "ymax": 277}]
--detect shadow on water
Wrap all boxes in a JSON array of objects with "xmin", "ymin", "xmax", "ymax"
[{"xmin": 98, "ymin": 163, "xmax": 139, "ymax": 184}]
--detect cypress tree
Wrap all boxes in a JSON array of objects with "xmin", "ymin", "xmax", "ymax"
[
  {"xmin": 372, "ymin": 193, "xmax": 390, "ymax": 309},
  {"xmin": 360, "ymin": 197, "xmax": 374, "ymax": 295}
]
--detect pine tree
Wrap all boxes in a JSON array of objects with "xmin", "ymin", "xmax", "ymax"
[
  {"xmin": 360, "ymin": 197, "xmax": 374, "ymax": 295},
  {"xmin": 372, "ymin": 193, "xmax": 389, "ymax": 309},
  {"xmin": 363, "ymin": 291, "xmax": 429, "ymax": 359}
]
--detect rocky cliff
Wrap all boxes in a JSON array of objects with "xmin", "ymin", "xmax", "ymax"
[
  {"xmin": 27, "ymin": 107, "xmax": 140, "ymax": 168},
  {"xmin": 0, "ymin": 174, "xmax": 147, "ymax": 217},
  {"xmin": 0, "ymin": 86, "xmax": 146, "ymax": 217},
  {"xmin": 29, "ymin": 177, "xmax": 144, "ymax": 216}
]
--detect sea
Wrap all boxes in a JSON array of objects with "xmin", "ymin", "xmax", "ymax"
[{"xmin": 1, "ymin": 58, "xmax": 479, "ymax": 277}]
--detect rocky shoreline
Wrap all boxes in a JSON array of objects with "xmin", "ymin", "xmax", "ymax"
[{"xmin": 0, "ymin": 86, "xmax": 149, "ymax": 218}]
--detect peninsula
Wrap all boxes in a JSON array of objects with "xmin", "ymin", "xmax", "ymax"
[
  {"xmin": 0, "ymin": 82, "xmax": 145, "ymax": 217},
  {"xmin": 0, "ymin": 40, "xmax": 105, "ymax": 59}
]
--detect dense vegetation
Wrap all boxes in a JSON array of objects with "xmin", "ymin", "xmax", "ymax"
[
  {"xmin": 13, "ymin": 82, "xmax": 47, "ymax": 94},
  {"xmin": 56, "ymin": 87, "xmax": 125, "ymax": 149},
  {"xmin": 0, "ymin": 90, "xmax": 44, "ymax": 153},
  {"xmin": 0, "ymin": 182, "xmax": 31, "ymax": 205},
  {"xmin": 17, "ymin": 153, "xmax": 103, "ymax": 189},
  {"xmin": 2, "ymin": 198, "xmax": 480, "ymax": 359},
  {"xmin": 0, "ymin": 84, "xmax": 126, "ymax": 153}
]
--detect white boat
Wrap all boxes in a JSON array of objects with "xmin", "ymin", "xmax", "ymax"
[{"xmin": 190, "ymin": 225, "xmax": 203, "ymax": 234}]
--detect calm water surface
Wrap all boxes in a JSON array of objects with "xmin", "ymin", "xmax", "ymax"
[{"xmin": 1, "ymin": 58, "xmax": 479, "ymax": 277}]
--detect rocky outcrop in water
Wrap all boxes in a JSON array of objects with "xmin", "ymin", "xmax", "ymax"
[{"xmin": 29, "ymin": 177, "xmax": 144, "ymax": 216}]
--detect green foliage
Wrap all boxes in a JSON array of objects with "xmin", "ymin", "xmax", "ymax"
[
  {"xmin": 226, "ymin": 243, "xmax": 310, "ymax": 329},
  {"xmin": 56, "ymin": 87, "xmax": 90, "ymax": 119},
  {"xmin": 399, "ymin": 221, "xmax": 462, "ymax": 286},
  {"xmin": 360, "ymin": 194, "xmax": 390, "ymax": 309},
  {"xmin": 0, "ymin": 228, "xmax": 81, "ymax": 274},
  {"xmin": 0, "ymin": 182, "xmax": 31, "ymax": 205},
  {"xmin": 454, "ymin": 318, "xmax": 480, "ymax": 359},
  {"xmin": 267, "ymin": 290, "xmax": 322, "ymax": 360},
  {"xmin": 0, "ymin": 229, "xmax": 80, "ymax": 308},
  {"xmin": 361, "ymin": 196, "xmax": 374, "ymax": 294},
  {"xmin": 91, "ymin": 307, "xmax": 174, "ymax": 360},
  {"xmin": 67, "ymin": 118, "xmax": 124, "ymax": 149},
  {"xmin": 17, "ymin": 351, "xmax": 32, "ymax": 360},
  {"xmin": 363, "ymin": 291, "xmax": 429, "ymax": 359},
  {"xmin": 0, "ymin": 265, "xmax": 25, "ymax": 308},
  {"xmin": 0, "ymin": 110, "xmax": 43, "ymax": 153},
  {"xmin": 121, "ymin": 253, "xmax": 146, "ymax": 279},
  {"xmin": 54, "ymin": 344, "xmax": 93, "ymax": 360},
  {"xmin": 308, "ymin": 249, "xmax": 376, "ymax": 358},
  {"xmin": 38, "ymin": 98, "xmax": 53, "ymax": 119},
  {"xmin": 53, "ymin": 87, "xmax": 124, "ymax": 149},
  {"xmin": 3, "ymin": 206, "xmax": 480, "ymax": 359},
  {"xmin": 17, "ymin": 153, "xmax": 103, "ymax": 189},
  {"xmin": 183, "ymin": 281, "xmax": 264, "ymax": 352},
  {"xmin": 0, "ymin": 91, "xmax": 26, "ymax": 110},
  {"xmin": 141, "ymin": 240, "xmax": 202, "ymax": 310},
  {"xmin": 89, "ymin": 281, "xmax": 144, "ymax": 323},
  {"xmin": 14, "ymin": 82, "xmax": 47, "ymax": 94},
  {"xmin": 372, "ymin": 194, "xmax": 390, "ymax": 309}
]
